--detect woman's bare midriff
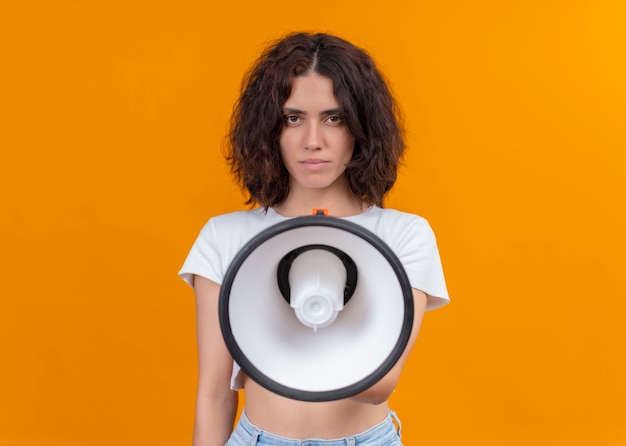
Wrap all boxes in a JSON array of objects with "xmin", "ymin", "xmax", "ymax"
[{"xmin": 242, "ymin": 376, "xmax": 390, "ymax": 439}]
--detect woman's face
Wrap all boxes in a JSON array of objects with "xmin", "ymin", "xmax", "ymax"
[{"xmin": 279, "ymin": 73, "xmax": 355, "ymax": 196}]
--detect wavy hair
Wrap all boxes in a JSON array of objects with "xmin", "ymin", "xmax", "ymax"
[{"xmin": 227, "ymin": 32, "xmax": 405, "ymax": 208}]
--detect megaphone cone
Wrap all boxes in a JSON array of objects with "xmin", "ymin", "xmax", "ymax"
[{"xmin": 219, "ymin": 216, "xmax": 414, "ymax": 402}]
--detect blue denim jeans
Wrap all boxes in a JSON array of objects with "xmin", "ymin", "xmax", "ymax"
[{"xmin": 225, "ymin": 410, "xmax": 402, "ymax": 446}]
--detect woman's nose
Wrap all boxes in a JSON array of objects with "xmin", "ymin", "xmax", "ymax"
[{"xmin": 305, "ymin": 122, "xmax": 321, "ymax": 150}]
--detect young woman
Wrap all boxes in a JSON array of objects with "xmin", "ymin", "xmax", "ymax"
[{"xmin": 180, "ymin": 32, "xmax": 449, "ymax": 446}]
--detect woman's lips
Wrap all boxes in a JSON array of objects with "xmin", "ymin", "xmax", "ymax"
[{"xmin": 301, "ymin": 159, "xmax": 329, "ymax": 170}]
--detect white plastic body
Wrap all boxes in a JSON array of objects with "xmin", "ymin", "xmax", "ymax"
[{"xmin": 288, "ymin": 249, "xmax": 346, "ymax": 331}]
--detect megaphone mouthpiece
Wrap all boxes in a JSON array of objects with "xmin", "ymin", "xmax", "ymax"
[{"xmin": 288, "ymin": 249, "xmax": 347, "ymax": 330}]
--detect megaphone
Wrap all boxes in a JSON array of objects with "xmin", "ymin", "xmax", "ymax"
[{"xmin": 219, "ymin": 215, "xmax": 414, "ymax": 402}]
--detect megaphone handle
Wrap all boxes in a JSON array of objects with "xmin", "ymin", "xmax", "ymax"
[{"xmin": 312, "ymin": 208, "xmax": 329, "ymax": 216}]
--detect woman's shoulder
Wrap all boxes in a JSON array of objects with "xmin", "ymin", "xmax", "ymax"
[
  {"xmin": 208, "ymin": 207, "xmax": 266, "ymax": 224},
  {"xmin": 370, "ymin": 206, "xmax": 428, "ymax": 222},
  {"xmin": 351, "ymin": 206, "xmax": 431, "ymax": 234},
  {"xmin": 199, "ymin": 208, "xmax": 287, "ymax": 243},
  {"xmin": 205, "ymin": 207, "xmax": 280, "ymax": 229}
]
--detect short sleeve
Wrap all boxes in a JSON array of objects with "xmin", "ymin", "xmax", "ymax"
[
  {"xmin": 395, "ymin": 217, "xmax": 450, "ymax": 311},
  {"xmin": 178, "ymin": 218, "xmax": 224, "ymax": 288}
]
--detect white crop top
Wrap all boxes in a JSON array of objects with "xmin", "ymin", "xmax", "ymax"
[{"xmin": 179, "ymin": 206, "xmax": 449, "ymax": 390}]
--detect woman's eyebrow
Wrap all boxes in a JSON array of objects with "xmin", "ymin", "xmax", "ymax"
[
  {"xmin": 283, "ymin": 107, "xmax": 343, "ymax": 115},
  {"xmin": 283, "ymin": 107, "xmax": 306, "ymax": 115}
]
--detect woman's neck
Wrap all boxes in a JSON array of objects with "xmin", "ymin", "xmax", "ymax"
[{"xmin": 273, "ymin": 191, "xmax": 368, "ymax": 218}]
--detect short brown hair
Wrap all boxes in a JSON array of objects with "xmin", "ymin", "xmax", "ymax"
[{"xmin": 227, "ymin": 32, "xmax": 405, "ymax": 208}]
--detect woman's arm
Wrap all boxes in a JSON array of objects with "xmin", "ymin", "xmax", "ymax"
[
  {"xmin": 349, "ymin": 289, "xmax": 428, "ymax": 405},
  {"xmin": 192, "ymin": 275, "xmax": 239, "ymax": 446}
]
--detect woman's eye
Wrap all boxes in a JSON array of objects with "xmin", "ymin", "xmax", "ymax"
[
  {"xmin": 327, "ymin": 115, "xmax": 344, "ymax": 125},
  {"xmin": 285, "ymin": 115, "xmax": 300, "ymax": 124}
]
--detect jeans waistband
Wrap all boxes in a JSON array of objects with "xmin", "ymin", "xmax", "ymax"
[{"xmin": 227, "ymin": 410, "xmax": 402, "ymax": 445}]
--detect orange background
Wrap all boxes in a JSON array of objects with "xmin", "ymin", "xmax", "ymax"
[{"xmin": 1, "ymin": 1, "xmax": 625, "ymax": 445}]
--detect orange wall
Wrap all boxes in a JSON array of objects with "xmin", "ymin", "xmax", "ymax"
[{"xmin": 1, "ymin": 1, "xmax": 625, "ymax": 445}]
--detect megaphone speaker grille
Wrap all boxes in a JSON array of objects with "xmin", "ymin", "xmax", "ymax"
[{"xmin": 219, "ymin": 216, "xmax": 414, "ymax": 402}]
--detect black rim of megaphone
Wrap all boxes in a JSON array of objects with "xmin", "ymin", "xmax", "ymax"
[{"xmin": 218, "ymin": 215, "xmax": 415, "ymax": 402}]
